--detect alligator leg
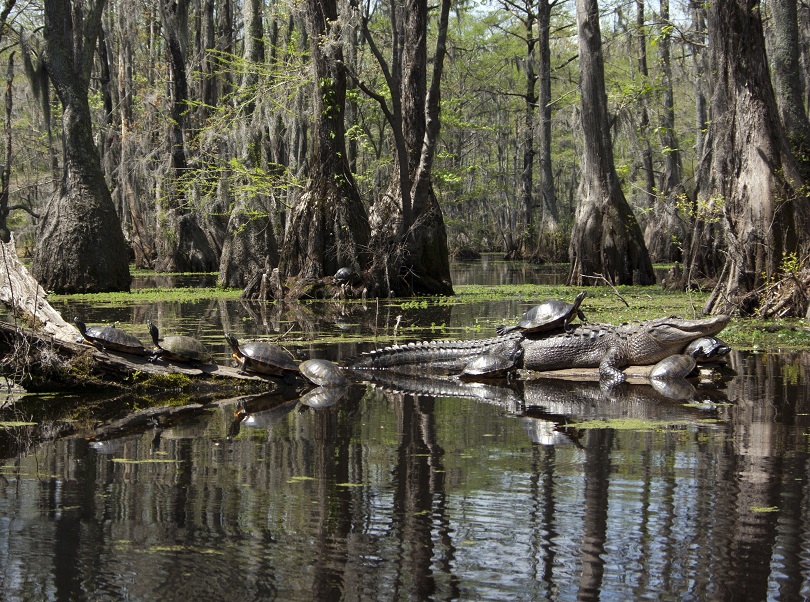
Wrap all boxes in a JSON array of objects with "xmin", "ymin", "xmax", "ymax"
[{"xmin": 598, "ymin": 349, "xmax": 627, "ymax": 384}]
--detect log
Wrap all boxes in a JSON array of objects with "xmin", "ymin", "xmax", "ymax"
[
  {"xmin": 0, "ymin": 239, "xmax": 296, "ymax": 392},
  {"xmin": 521, "ymin": 365, "xmax": 654, "ymax": 384},
  {"xmin": 0, "ymin": 319, "xmax": 291, "ymax": 392},
  {"xmin": 0, "ymin": 237, "xmax": 77, "ymax": 342}
]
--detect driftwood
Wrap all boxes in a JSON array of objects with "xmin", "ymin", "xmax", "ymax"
[{"xmin": 0, "ymin": 237, "xmax": 77, "ymax": 342}]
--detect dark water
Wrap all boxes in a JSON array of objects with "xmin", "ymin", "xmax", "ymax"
[{"xmin": 1, "ymin": 260, "xmax": 810, "ymax": 600}]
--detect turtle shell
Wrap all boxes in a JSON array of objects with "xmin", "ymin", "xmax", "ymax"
[
  {"xmin": 148, "ymin": 321, "xmax": 212, "ymax": 363},
  {"xmin": 299, "ymin": 359, "xmax": 346, "ymax": 386},
  {"xmin": 650, "ymin": 354, "xmax": 697, "ymax": 380},
  {"xmin": 496, "ymin": 291, "xmax": 587, "ymax": 335},
  {"xmin": 683, "ymin": 336, "xmax": 731, "ymax": 361},
  {"xmin": 74, "ymin": 318, "xmax": 146, "ymax": 355},
  {"xmin": 334, "ymin": 267, "xmax": 354, "ymax": 284},
  {"xmin": 225, "ymin": 333, "xmax": 298, "ymax": 376},
  {"xmin": 458, "ymin": 354, "xmax": 515, "ymax": 379}
]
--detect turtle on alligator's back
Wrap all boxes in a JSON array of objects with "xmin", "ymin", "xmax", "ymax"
[{"xmin": 497, "ymin": 291, "xmax": 587, "ymax": 335}]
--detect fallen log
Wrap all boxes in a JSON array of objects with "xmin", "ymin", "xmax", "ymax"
[
  {"xmin": 0, "ymin": 319, "xmax": 296, "ymax": 393},
  {"xmin": 0, "ymin": 237, "xmax": 298, "ymax": 393},
  {"xmin": 0, "ymin": 237, "xmax": 77, "ymax": 342}
]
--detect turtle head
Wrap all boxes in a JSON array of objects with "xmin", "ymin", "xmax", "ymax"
[
  {"xmin": 224, "ymin": 333, "xmax": 240, "ymax": 353},
  {"xmin": 73, "ymin": 317, "xmax": 87, "ymax": 335},
  {"xmin": 146, "ymin": 321, "xmax": 161, "ymax": 346}
]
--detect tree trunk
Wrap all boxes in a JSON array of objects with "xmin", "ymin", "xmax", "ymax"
[
  {"xmin": 217, "ymin": 0, "xmax": 233, "ymax": 100},
  {"xmin": 768, "ymin": 0, "xmax": 810, "ymax": 178},
  {"xmin": 568, "ymin": 0, "xmax": 655, "ymax": 286},
  {"xmin": 218, "ymin": 0, "xmax": 280, "ymax": 289},
  {"xmin": 32, "ymin": 0, "xmax": 131, "ymax": 294},
  {"xmin": 533, "ymin": 0, "xmax": 561, "ymax": 261},
  {"xmin": 635, "ymin": 0, "xmax": 655, "ymax": 205},
  {"xmin": 643, "ymin": 0, "xmax": 687, "ymax": 263},
  {"xmin": 696, "ymin": 0, "xmax": 810, "ymax": 314},
  {"xmin": 520, "ymin": 0, "xmax": 537, "ymax": 259},
  {"xmin": 278, "ymin": 0, "xmax": 370, "ymax": 288},
  {"xmin": 116, "ymin": 8, "xmax": 154, "ymax": 268},
  {"xmin": 0, "ymin": 52, "xmax": 13, "ymax": 243},
  {"xmin": 363, "ymin": 0, "xmax": 453, "ymax": 296},
  {"xmin": 692, "ymin": 2, "xmax": 709, "ymax": 159},
  {"xmin": 154, "ymin": 0, "xmax": 217, "ymax": 273}
]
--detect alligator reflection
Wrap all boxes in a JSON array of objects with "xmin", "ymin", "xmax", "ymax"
[{"xmin": 324, "ymin": 368, "xmax": 731, "ymax": 447}]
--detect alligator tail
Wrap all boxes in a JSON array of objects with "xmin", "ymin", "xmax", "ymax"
[{"xmin": 346, "ymin": 332, "xmax": 524, "ymax": 370}]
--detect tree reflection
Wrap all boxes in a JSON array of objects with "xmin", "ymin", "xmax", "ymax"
[{"xmin": 390, "ymin": 392, "xmax": 459, "ymax": 600}]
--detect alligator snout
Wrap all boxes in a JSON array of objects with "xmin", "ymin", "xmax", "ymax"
[{"xmin": 651, "ymin": 315, "xmax": 730, "ymax": 342}]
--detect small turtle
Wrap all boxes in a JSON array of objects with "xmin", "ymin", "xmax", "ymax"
[
  {"xmin": 148, "ymin": 321, "xmax": 212, "ymax": 364},
  {"xmin": 74, "ymin": 318, "xmax": 146, "ymax": 355},
  {"xmin": 458, "ymin": 354, "xmax": 516, "ymax": 380},
  {"xmin": 299, "ymin": 358, "xmax": 346, "ymax": 387},
  {"xmin": 496, "ymin": 291, "xmax": 587, "ymax": 336},
  {"xmin": 683, "ymin": 336, "xmax": 731, "ymax": 362},
  {"xmin": 334, "ymin": 267, "xmax": 354, "ymax": 284},
  {"xmin": 649, "ymin": 354, "xmax": 697, "ymax": 380},
  {"xmin": 224, "ymin": 333, "xmax": 299, "ymax": 377}
]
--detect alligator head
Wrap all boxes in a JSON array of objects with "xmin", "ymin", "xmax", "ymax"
[
  {"xmin": 596, "ymin": 314, "xmax": 730, "ymax": 384},
  {"xmin": 642, "ymin": 315, "xmax": 730, "ymax": 347}
]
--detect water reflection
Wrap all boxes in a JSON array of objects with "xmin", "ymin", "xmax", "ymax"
[
  {"xmin": 2, "ymin": 352, "xmax": 810, "ymax": 599},
  {"xmin": 4, "ymin": 257, "xmax": 810, "ymax": 599}
]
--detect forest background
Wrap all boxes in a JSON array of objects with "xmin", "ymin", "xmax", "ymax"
[{"xmin": 4, "ymin": 0, "xmax": 810, "ymax": 317}]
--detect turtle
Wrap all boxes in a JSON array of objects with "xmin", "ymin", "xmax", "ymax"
[
  {"xmin": 147, "ymin": 321, "xmax": 213, "ymax": 364},
  {"xmin": 458, "ymin": 353, "xmax": 516, "ymax": 380},
  {"xmin": 683, "ymin": 336, "xmax": 731, "ymax": 362},
  {"xmin": 299, "ymin": 358, "xmax": 347, "ymax": 387},
  {"xmin": 334, "ymin": 267, "xmax": 356, "ymax": 285},
  {"xmin": 224, "ymin": 333, "xmax": 299, "ymax": 377},
  {"xmin": 496, "ymin": 290, "xmax": 587, "ymax": 336},
  {"xmin": 649, "ymin": 354, "xmax": 697, "ymax": 380},
  {"xmin": 74, "ymin": 318, "xmax": 147, "ymax": 355}
]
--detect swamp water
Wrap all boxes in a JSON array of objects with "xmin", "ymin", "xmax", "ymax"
[{"xmin": 1, "ymin": 258, "xmax": 809, "ymax": 600}]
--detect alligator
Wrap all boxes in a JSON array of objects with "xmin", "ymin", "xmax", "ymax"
[{"xmin": 346, "ymin": 314, "xmax": 730, "ymax": 384}]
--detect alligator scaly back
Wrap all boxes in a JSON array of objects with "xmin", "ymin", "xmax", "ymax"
[{"xmin": 346, "ymin": 332, "xmax": 525, "ymax": 371}]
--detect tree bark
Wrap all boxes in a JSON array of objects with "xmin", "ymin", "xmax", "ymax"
[
  {"xmin": 520, "ymin": 0, "xmax": 537, "ymax": 259},
  {"xmin": 32, "ymin": 0, "xmax": 131, "ymax": 294},
  {"xmin": 768, "ymin": 0, "xmax": 810, "ymax": 178},
  {"xmin": 696, "ymin": 0, "xmax": 810, "ymax": 314},
  {"xmin": 643, "ymin": 0, "xmax": 687, "ymax": 263},
  {"xmin": 534, "ymin": 0, "xmax": 560, "ymax": 260},
  {"xmin": 568, "ymin": 0, "xmax": 655, "ymax": 286},
  {"xmin": 635, "ymin": 0, "xmax": 655, "ymax": 205},
  {"xmin": 278, "ymin": 0, "xmax": 370, "ymax": 288},
  {"xmin": 0, "ymin": 52, "xmax": 13, "ymax": 243},
  {"xmin": 363, "ymin": 0, "xmax": 454, "ymax": 296}
]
